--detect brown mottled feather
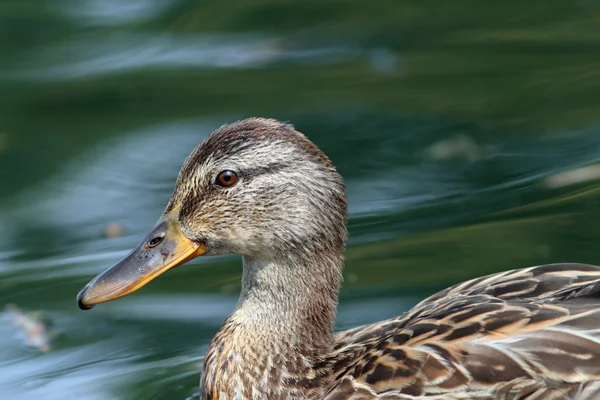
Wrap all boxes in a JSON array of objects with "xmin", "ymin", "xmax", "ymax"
[
  {"xmin": 89, "ymin": 118, "xmax": 600, "ymax": 399},
  {"xmin": 178, "ymin": 121, "xmax": 600, "ymax": 398},
  {"xmin": 325, "ymin": 263, "xmax": 600, "ymax": 399}
]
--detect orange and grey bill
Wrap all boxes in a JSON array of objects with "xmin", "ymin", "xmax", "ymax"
[{"xmin": 77, "ymin": 210, "xmax": 207, "ymax": 310}]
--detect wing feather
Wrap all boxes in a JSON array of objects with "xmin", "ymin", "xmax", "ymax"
[{"xmin": 327, "ymin": 263, "xmax": 600, "ymax": 399}]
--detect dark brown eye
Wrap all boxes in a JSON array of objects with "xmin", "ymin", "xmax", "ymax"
[{"xmin": 216, "ymin": 170, "xmax": 238, "ymax": 187}]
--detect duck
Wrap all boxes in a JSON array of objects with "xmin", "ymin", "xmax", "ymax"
[{"xmin": 77, "ymin": 118, "xmax": 600, "ymax": 399}]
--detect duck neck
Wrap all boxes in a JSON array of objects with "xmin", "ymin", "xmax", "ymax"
[
  {"xmin": 237, "ymin": 253, "xmax": 342, "ymax": 344},
  {"xmin": 201, "ymin": 251, "xmax": 343, "ymax": 398}
]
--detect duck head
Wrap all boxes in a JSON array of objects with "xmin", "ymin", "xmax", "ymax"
[{"xmin": 77, "ymin": 118, "xmax": 347, "ymax": 310}]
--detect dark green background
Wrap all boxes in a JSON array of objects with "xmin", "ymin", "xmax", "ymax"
[{"xmin": 2, "ymin": 1, "xmax": 600, "ymax": 399}]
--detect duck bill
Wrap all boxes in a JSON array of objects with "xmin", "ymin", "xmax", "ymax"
[{"xmin": 77, "ymin": 211, "xmax": 207, "ymax": 310}]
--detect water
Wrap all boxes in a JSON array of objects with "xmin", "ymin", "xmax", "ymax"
[{"xmin": 2, "ymin": 1, "xmax": 600, "ymax": 398}]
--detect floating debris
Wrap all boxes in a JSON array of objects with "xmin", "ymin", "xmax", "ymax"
[
  {"xmin": 425, "ymin": 134, "xmax": 482, "ymax": 162},
  {"xmin": 542, "ymin": 164, "xmax": 600, "ymax": 189},
  {"xmin": 105, "ymin": 222, "xmax": 124, "ymax": 238},
  {"xmin": 5, "ymin": 304, "xmax": 51, "ymax": 352}
]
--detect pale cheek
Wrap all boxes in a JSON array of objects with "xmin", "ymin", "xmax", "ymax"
[
  {"xmin": 225, "ymin": 225, "xmax": 265, "ymax": 253},
  {"xmin": 197, "ymin": 215, "xmax": 264, "ymax": 255}
]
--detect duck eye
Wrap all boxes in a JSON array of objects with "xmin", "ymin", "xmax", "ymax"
[
  {"xmin": 147, "ymin": 235, "xmax": 164, "ymax": 248},
  {"xmin": 216, "ymin": 170, "xmax": 238, "ymax": 187}
]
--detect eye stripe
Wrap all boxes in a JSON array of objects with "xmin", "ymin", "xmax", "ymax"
[{"xmin": 242, "ymin": 162, "xmax": 288, "ymax": 179}]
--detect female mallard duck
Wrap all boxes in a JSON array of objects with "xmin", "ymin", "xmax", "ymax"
[{"xmin": 78, "ymin": 118, "xmax": 600, "ymax": 399}]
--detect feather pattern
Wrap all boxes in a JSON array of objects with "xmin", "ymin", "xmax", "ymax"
[
  {"xmin": 76, "ymin": 118, "xmax": 600, "ymax": 399},
  {"xmin": 324, "ymin": 263, "xmax": 600, "ymax": 399}
]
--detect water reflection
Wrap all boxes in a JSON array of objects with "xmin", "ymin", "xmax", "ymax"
[
  {"xmin": 59, "ymin": 0, "xmax": 179, "ymax": 26},
  {"xmin": 15, "ymin": 34, "xmax": 363, "ymax": 82},
  {"xmin": 3, "ymin": 1, "xmax": 600, "ymax": 399}
]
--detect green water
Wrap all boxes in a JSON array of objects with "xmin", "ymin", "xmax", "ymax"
[{"xmin": 2, "ymin": 1, "xmax": 600, "ymax": 398}]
